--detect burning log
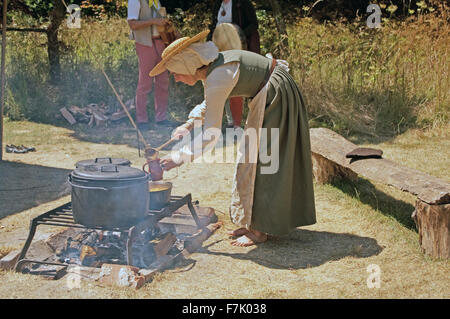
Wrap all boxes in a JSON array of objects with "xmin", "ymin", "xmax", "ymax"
[
  {"xmin": 184, "ymin": 222, "xmax": 223, "ymax": 256},
  {"xmin": 154, "ymin": 232, "xmax": 177, "ymax": 258}
]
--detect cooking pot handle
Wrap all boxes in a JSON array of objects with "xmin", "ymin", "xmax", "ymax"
[
  {"xmin": 68, "ymin": 175, "xmax": 108, "ymax": 191},
  {"xmin": 95, "ymin": 157, "xmax": 113, "ymax": 164}
]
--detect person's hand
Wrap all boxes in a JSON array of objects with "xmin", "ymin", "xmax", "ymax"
[
  {"xmin": 171, "ymin": 125, "xmax": 191, "ymax": 140},
  {"xmin": 153, "ymin": 18, "xmax": 168, "ymax": 27},
  {"xmin": 160, "ymin": 157, "xmax": 180, "ymax": 171}
]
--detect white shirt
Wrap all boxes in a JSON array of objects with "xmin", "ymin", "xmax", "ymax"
[
  {"xmin": 217, "ymin": 0, "xmax": 232, "ymax": 25},
  {"xmin": 172, "ymin": 62, "xmax": 240, "ymax": 164},
  {"xmin": 127, "ymin": 0, "xmax": 162, "ymax": 20},
  {"xmin": 127, "ymin": 0, "xmax": 161, "ymax": 36},
  {"xmin": 127, "ymin": 0, "xmax": 140, "ymax": 20}
]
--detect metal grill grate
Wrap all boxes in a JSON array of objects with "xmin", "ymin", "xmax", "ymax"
[{"xmin": 14, "ymin": 194, "xmax": 201, "ymax": 272}]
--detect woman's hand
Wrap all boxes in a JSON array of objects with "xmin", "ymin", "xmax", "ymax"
[
  {"xmin": 171, "ymin": 124, "xmax": 191, "ymax": 140},
  {"xmin": 160, "ymin": 157, "xmax": 180, "ymax": 171}
]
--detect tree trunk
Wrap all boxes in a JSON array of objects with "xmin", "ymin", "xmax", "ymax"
[
  {"xmin": 46, "ymin": 0, "xmax": 65, "ymax": 84},
  {"xmin": 267, "ymin": 0, "xmax": 289, "ymax": 57}
]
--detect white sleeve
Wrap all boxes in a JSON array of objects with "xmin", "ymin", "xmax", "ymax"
[
  {"xmin": 172, "ymin": 62, "xmax": 240, "ymax": 164},
  {"xmin": 184, "ymin": 100, "xmax": 207, "ymax": 129},
  {"xmin": 127, "ymin": 0, "xmax": 140, "ymax": 20}
]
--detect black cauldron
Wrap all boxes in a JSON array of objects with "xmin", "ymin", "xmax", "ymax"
[{"xmin": 68, "ymin": 164, "xmax": 149, "ymax": 228}]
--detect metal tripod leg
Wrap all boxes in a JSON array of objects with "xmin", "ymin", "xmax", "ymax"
[
  {"xmin": 186, "ymin": 195, "xmax": 202, "ymax": 228},
  {"xmin": 14, "ymin": 218, "xmax": 38, "ymax": 272}
]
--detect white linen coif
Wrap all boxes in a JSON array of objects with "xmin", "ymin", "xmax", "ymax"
[{"xmin": 166, "ymin": 41, "xmax": 219, "ymax": 75}]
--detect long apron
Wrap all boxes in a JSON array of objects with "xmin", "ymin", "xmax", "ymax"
[{"xmin": 230, "ymin": 66, "xmax": 316, "ymax": 236}]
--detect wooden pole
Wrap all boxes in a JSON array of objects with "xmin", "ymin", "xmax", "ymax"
[{"xmin": 0, "ymin": 0, "xmax": 8, "ymax": 161}]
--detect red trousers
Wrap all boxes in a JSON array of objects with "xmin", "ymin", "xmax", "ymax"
[
  {"xmin": 135, "ymin": 40, "xmax": 169, "ymax": 123},
  {"xmin": 229, "ymin": 97, "xmax": 243, "ymax": 127}
]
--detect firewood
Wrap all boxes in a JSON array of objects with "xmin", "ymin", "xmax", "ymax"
[
  {"xmin": 88, "ymin": 115, "xmax": 95, "ymax": 127},
  {"xmin": 60, "ymin": 107, "xmax": 77, "ymax": 125},
  {"xmin": 93, "ymin": 110, "xmax": 108, "ymax": 127},
  {"xmin": 110, "ymin": 110, "xmax": 127, "ymax": 121},
  {"xmin": 154, "ymin": 233, "xmax": 177, "ymax": 258}
]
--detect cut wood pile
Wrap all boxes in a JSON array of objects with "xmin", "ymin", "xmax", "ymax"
[{"xmin": 58, "ymin": 97, "xmax": 135, "ymax": 127}]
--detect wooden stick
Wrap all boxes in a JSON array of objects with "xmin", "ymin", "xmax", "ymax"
[
  {"xmin": 101, "ymin": 68, "xmax": 150, "ymax": 149},
  {"xmin": 154, "ymin": 135, "xmax": 181, "ymax": 152},
  {"xmin": 0, "ymin": 0, "xmax": 8, "ymax": 161}
]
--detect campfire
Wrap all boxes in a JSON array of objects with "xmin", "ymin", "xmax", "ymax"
[
  {"xmin": 6, "ymin": 197, "xmax": 220, "ymax": 289},
  {"xmin": 57, "ymin": 228, "xmax": 164, "ymax": 269},
  {"xmin": 0, "ymin": 158, "xmax": 221, "ymax": 289}
]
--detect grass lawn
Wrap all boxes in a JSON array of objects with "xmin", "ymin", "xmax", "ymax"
[{"xmin": 0, "ymin": 120, "xmax": 449, "ymax": 298}]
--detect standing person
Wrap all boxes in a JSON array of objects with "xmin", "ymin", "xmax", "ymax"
[
  {"xmin": 127, "ymin": 0, "xmax": 175, "ymax": 128},
  {"xmin": 208, "ymin": 0, "xmax": 261, "ymax": 128},
  {"xmin": 152, "ymin": 31, "xmax": 316, "ymax": 247}
]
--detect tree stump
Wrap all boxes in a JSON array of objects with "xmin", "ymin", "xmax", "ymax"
[{"xmin": 413, "ymin": 200, "xmax": 450, "ymax": 259}]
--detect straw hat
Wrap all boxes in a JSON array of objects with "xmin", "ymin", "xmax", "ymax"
[{"xmin": 150, "ymin": 30, "xmax": 210, "ymax": 77}]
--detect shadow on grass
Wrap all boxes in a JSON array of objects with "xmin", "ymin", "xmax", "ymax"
[
  {"xmin": 196, "ymin": 229, "xmax": 383, "ymax": 270},
  {"xmin": 67, "ymin": 116, "xmax": 243, "ymax": 158},
  {"xmin": 0, "ymin": 161, "xmax": 71, "ymax": 219},
  {"xmin": 330, "ymin": 178, "xmax": 417, "ymax": 230},
  {"xmin": 68, "ymin": 121, "xmax": 175, "ymax": 152}
]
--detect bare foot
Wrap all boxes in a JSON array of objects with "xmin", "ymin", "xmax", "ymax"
[
  {"xmin": 227, "ymin": 227, "xmax": 249, "ymax": 237},
  {"xmin": 231, "ymin": 230, "xmax": 267, "ymax": 247}
]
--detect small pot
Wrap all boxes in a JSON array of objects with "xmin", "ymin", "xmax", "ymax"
[
  {"xmin": 142, "ymin": 159, "xmax": 164, "ymax": 181},
  {"xmin": 149, "ymin": 181, "xmax": 172, "ymax": 210}
]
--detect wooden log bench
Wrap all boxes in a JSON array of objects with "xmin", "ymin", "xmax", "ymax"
[{"xmin": 309, "ymin": 128, "xmax": 450, "ymax": 259}]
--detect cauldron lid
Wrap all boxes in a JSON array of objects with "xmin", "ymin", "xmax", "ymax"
[
  {"xmin": 71, "ymin": 164, "xmax": 147, "ymax": 181},
  {"xmin": 75, "ymin": 157, "xmax": 131, "ymax": 168}
]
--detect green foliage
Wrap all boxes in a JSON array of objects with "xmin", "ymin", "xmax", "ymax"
[
  {"xmin": 287, "ymin": 13, "xmax": 449, "ymax": 136},
  {"xmin": 80, "ymin": 0, "xmax": 128, "ymax": 19},
  {"xmin": 256, "ymin": 9, "xmax": 279, "ymax": 56},
  {"xmin": 22, "ymin": 0, "xmax": 53, "ymax": 20},
  {"xmin": 3, "ymin": 1, "xmax": 449, "ymax": 137}
]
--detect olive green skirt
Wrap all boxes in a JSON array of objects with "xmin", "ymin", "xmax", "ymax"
[{"xmin": 250, "ymin": 66, "xmax": 316, "ymax": 235}]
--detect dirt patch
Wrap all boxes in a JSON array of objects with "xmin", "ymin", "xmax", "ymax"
[{"xmin": 1, "ymin": 121, "xmax": 449, "ymax": 298}]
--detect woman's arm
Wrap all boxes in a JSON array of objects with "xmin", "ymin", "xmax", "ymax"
[
  {"xmin": 169, "ymin": 62, "xmax": 241, "ymax": 165},
  {"xmin": 171, "ymin": 100, "xmax": 207, "ymax": 139}
]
